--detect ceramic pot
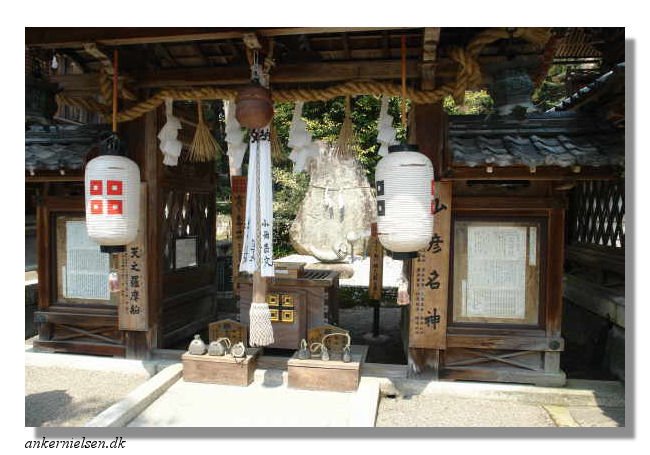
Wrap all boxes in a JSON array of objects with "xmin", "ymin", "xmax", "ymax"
[
  {"xmin": 231, "ymin": 342, "xmax": 246, "ymax": 358},
  {"xmin": 207, "ymin": 338, "xmax": 231, "ymax": 356},
  {"xmin": 188, "ymin": 334, "xmax": 207, "ymax": 355}
]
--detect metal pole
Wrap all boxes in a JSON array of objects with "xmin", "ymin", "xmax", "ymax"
[{"xmin": 372, "ymin": 299, "xmax": 380, "ymax": 337}]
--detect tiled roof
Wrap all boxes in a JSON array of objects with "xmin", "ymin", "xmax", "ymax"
[
  {"xmin": 548, "ymin": 63, "xmax": 624, "ymax": 113},
  {"xmin": 25, "ymin": 124, "xmax": 109, "ymax": 173},
  {"xmin": 448, "ymin": 112, "xmax": 624, "ymax": 169}
]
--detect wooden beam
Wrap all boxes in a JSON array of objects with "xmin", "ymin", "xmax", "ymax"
[
  {"xmin": 26, "ymin": 27, "xmax": 415, "ymax": 49},
  {"xmin": 25, "ymin": 174, "xmax": 84, "ymax": 183},
  {"xmin": 442, "ymin": 166, "xmax": 621, "ymax": 181},
  {"xmin": 51, "ymin": 52, "xmax": 546, "ymax": 95},
  {"xmin": 153, "ymin": 44, "xmax": 180, "ymax": 68},
  {"xmin": 421, "ymin": 28, "xmax": 441, "ymax": 90},
  {"xmin": 52, "ymin": 59, "xmax": 423, "ymax": 91}
]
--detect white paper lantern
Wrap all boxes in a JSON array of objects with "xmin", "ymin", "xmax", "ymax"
[
  {"xmin": 375, "ymin": 144, "xmax": 434, "ymax": 258},
  {"xmin": 85, "ymin": 154, "xmax": 140, "ymax": 251}
]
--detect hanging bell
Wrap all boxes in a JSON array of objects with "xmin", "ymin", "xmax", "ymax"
[{"xmin": 235, "ymin": 84, "xmax": 274, "ymax": 129}]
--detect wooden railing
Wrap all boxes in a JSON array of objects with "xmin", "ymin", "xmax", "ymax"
[{"xmin": 569, "ymin": 179, "xmax": 625, "ymax": 249}]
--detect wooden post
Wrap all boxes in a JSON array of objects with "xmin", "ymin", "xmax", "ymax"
[
  {"xmin": 545, "ymin": 207, "xmax": 565, "ymax": 373},
  {"xmin": 368, "ymin": 223, "xmax": 384, "ymax": 301},
  {"xmin": 368, "ymin": 223, "xmax": 384, "ymax": 336},
  {"xmin": 407, "ymin": 102, "xmax": 447, "ymax": 378},
  {"xmin": 143, "ymin": 109, "xmax": 163, "ymax": 352}
]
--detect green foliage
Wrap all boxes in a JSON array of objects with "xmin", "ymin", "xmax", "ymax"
[
  {"xmin": 443, "ymin": 90, "xmax": 494, "ymax": 115},
  {"xmin": 272, "ymin": 167, "xmax": 310, "ymax": 257},
  {"xmin": 533, "ymin": 64, "xmax": 569, "ymax": 111}
]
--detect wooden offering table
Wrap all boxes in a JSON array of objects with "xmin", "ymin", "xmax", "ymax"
[
  {"xmin": 182, "ymin": 348, "xmax": 261, "ymax": 387},
  {"xmin": 287, "ymin": 345, "xmax": 368, "ymax": 392}
]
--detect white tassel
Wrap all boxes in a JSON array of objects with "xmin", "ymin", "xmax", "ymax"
[
  {"xmin": 377, "ymin": 95, "xmax": 398, "ymax": 158},
  {"xmin": 249, "ymin": 302, "xmax": 275, "ymax": 347},
  {"xmin": 157, "ymin": 98, "xmax": 183, "ymax": 166},
  {"xmin": 288, "ymin": 101, "xmax": 319, "ymax": 173},
  {"xmin": 224, "ymin": 100, "xmax": 247, "ymax": 175}
]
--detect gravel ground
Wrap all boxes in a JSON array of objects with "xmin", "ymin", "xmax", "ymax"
[
  {"xmin": 568, "ymin": 406, "xmax": 625, "ymax": 427},
  {"xmin": 376, "ymin": 394, "xmax": 556, "ymax": 427},
  {"xmin": 25, "ymin": 366, "xmax": 148, "ymax": 427},
  {"xmin": 339, "ymin": 307, "xmax": 406, "ymax": 364}
]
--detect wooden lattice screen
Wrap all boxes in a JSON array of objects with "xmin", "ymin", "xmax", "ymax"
[
  {"xmin": 569, "ymin": 180, "xmax": 625, "ymax": 249},
  {"xmin": 162, "ymin": 190, "xmax": 216, "ymax": 271}
]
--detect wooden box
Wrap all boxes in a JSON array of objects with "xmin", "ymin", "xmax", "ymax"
[
  {"xmin": 273, "ymin": 262, "xmax": 306, "ymax": 279},
  {"xmin": 182, "ymin": 350, "xmax": 259, "ymax": 386},
  {"xmin": 240, "ymin": 270, "xmax": 340, "ymax": 350},
  {"xmin": 287, "ymin": 345, "xmax": 368, "ymax": 392}
]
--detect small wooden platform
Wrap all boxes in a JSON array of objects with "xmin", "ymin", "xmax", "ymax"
[
  {"xmin": 182, "ymin": 348, "xmax": 261, "ymax": 387},
  {"xmin": 287, "ymin": 345, "xmax": 368, "ymax": 392}
]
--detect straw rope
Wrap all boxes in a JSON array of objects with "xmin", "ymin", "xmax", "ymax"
[{"xmin": 55, "ymin": 27, "xmax": 552, "ymax": 123}]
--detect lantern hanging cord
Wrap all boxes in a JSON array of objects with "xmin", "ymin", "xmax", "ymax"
[
  {"xmin": 401, "ymin": 35, "xmax": 407, "ymax": 131},
  {"xmin": 56, "ymin": 27, "xmax": 552, "ymax": 123},
  {"xmin": 112, "ymin": 49, "xmax": 118, "ymax": 133}
]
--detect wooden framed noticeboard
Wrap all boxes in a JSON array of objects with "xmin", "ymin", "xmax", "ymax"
[
  {"xmin": 451, "ymin": 219, "xmax": 543, "ymax": 326},
  {"xmin": 118, "ymin": 183, "xmax": 148, "ymax": 331}
]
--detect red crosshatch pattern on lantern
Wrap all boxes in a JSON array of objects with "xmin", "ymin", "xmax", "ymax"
[
  {"xmin": 90, "ymin": 200, "xmax": 103, "ymax": 214},
  {"xmin": 90, "ymin": 180, "xmax": 103, "ymax": 195},
  {"xmin": 107, "ymin": 200, "xmax": 123, "ymax": 215},
  {"xmin": 107, "ymin": 180, "xmax": 123, "ymax": 195}
]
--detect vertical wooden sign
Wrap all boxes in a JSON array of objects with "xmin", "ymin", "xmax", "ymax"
[
  {"xmin": 409, "ymin": 181, "xmax": 452, "ymax": 349},
  {"xmin": 119, "ymin": 183, "xmax": 148, "ymax": 331},
  {"xmin": 368, "ymin": 223, "xmax": 384, "ymax": 301},
  {"xmin": 231, "ymin": 176, "xmax": 247, "ymax": 297}
]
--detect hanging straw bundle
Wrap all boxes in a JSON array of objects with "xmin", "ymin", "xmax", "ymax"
[
  {"xmin": 331, "ymin": 97, "xmax": 358, "ymax": 158},
  {"xmin": 270, "ymin": 123, "xmax": 284, "ymax": 165},
  {"xmin": 188, "ymin": 100, "xmax": 222, "ymax": 162}
]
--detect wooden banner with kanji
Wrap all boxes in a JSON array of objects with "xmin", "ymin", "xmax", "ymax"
[
  {"xmin": 409, "ymin": 181, "xmax": 452, "ymax": 349},
  {"xmin": 231, "ymin": 176, "xmax": 247, "ymax": 297},
  {"xmin": 368, "ymin": 223, "xmax": 384, "ymax": 301},
  {"xmin": 119, "ymin": 182, "xmax": 148, "ymax": 331}
]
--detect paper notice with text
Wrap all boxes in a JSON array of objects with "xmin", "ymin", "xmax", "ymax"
[
  {"xmin": 64, "ymin": 220, "xmax": 110, "ymax": 300},
  {"xmin": 465, "ymin": 226, "xmax": 527, "ymax": 319}
]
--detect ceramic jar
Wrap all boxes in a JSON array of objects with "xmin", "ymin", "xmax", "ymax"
[{"xmin": 188, "ymin": 334, "xmax": 207, "ymax": 355}]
